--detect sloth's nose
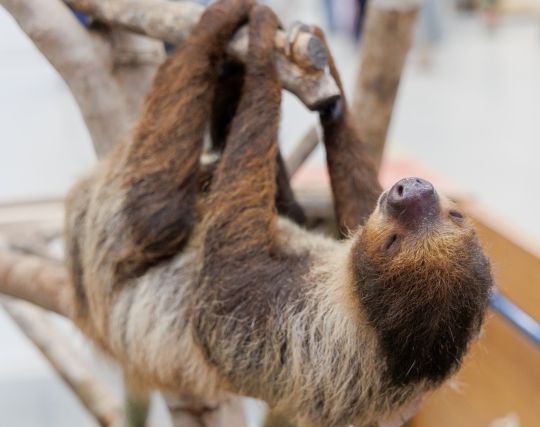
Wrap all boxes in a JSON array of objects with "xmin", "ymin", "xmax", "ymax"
[{"xmin": 386, "ymin": 177, "xmax": 439, "ymax": 226}]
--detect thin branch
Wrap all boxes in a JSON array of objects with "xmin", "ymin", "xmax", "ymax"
[
  {"xmin": 67, "ymin": 0, "xmax": 203, "ymax": 44},
  {"xmin": 285, "ymin": 126, "xmax": 319, "ymax": 176},
  {"xmin": 64, "ymin": 0, "xmax": 340, "ymax": 110},
  {"xmin": 1, "ymin": 299, "xmax": 122, "ymax": 427},
  {"xmin": 286, "ymin": 0, "xmax": 422, "ymax": 174}
]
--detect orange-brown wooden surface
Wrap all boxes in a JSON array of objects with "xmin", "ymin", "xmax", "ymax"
[
  {"xmin": 467, "ymin": 202, "xmax": 540, "ymax": 321},
  {"xmin": 409, "ymin": 314, "xmax": 540, "ymax": 427}
]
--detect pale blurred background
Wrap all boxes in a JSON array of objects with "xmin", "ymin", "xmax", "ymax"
[{"xmin": 1, "ymin": 0, "xmax": 540, "ymax": 425}]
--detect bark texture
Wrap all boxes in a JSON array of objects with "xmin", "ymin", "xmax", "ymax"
[{"xmin": 352, "ymin": 1, "xmax": 421, "ymax": 168}]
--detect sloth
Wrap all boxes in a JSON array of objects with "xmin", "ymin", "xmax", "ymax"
[{"xmin": 64, "ymin": 1, "xmax": 494, "ymax": 426}]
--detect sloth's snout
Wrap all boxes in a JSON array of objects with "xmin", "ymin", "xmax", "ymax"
[{"xmin": 386, "ymin": 177, "xmax": 439, "ymax": 226}]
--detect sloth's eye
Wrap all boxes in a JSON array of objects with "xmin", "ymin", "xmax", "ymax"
[
  {"xmin": 383, "ymin": 234, "xmax": 400, "ymax": 252},
  {"xmin": 449, "ymin": 210, "xmax": 464, "ymax": 220}
]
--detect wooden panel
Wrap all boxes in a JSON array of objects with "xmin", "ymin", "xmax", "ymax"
[
  {"xmin": 464, "ymin": 202, "xmax": 540, "ymax": 322},
  {"xmin": 409, "ymin": 314, "xmax": 540, "ymax": 427}
]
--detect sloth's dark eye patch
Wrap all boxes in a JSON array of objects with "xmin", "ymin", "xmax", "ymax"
[
  {"xmin": 449, "ymin": 210, "xmax": 464, "ymax": 220},
  {"xmin": 383, "ymin": 234, "xmax": 400, "ymax": 252}
]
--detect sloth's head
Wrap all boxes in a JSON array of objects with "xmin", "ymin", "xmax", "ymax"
[{"xmin": 352, "ymin": 177, "xmax": 493, "ymax": 387}]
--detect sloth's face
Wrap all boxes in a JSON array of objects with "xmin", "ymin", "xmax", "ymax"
[
  {"xmin": 367, "ymin": 177, "xmax": 473, "ymax": 259},
  {"xmin": 352, "ymin": 177, "xmax": 493, "ymax": 386}
]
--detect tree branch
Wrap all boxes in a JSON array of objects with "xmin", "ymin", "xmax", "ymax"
[
  {"xmin": 2, "ymin": 0, "xmax": 340, "ymax": 161},
  {"xmin": 108, "ymin": 28, "xmax": 165, "ymax": 123},
  {"xmin": 1, "ymin": 299, "xmax": 122, "ymax": 427},
  {"xmin": 0, "ymin": 0, "xmax": 133, "ymax": 157},
  {"xmin": 352, "ymin": 0, "xmax": 423, "ymax": 168},
  {"xmin": 0, "ymin": 248, "xmax": 73, "ymax": 318},
  {"xmin": 285, "ymin": 126, "xmax": 320, "ymax": 176},
  {"xmin": 64, "ymin": 0, "xmax": 340, "ymax": 110}
]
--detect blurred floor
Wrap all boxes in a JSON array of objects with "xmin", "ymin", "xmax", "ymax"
[{"xmin": 1, "ymin": 2, "xmax": 540, "ymax": 426}]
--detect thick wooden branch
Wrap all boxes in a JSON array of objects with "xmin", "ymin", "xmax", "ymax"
[
  {"xmin": 1, "ymin": 299, "xmax": 122, "ymax": 427},
  {"xmin": 352, "ymin": 0, "xmax": 423, "ymax": 168},
  {"xmin": 64, "ymin": 0, "xmax": 340, "ymax": 110},
  {"xmin": 0, "ymin": 248, "xmax": 73, "ymax": 318},
  {"xmin": 0, "ymin": 0, "xmax": 133, "ymax": 157}
]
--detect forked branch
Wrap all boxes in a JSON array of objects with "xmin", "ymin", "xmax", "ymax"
[{"xmin": 0, "ymin": 0, "xmax": 134, "ymax": 156}]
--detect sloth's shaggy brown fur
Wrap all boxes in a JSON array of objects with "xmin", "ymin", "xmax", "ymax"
[{"xmin": 64, "ymin": 1, "xmax": 493, "ymax": 426}]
